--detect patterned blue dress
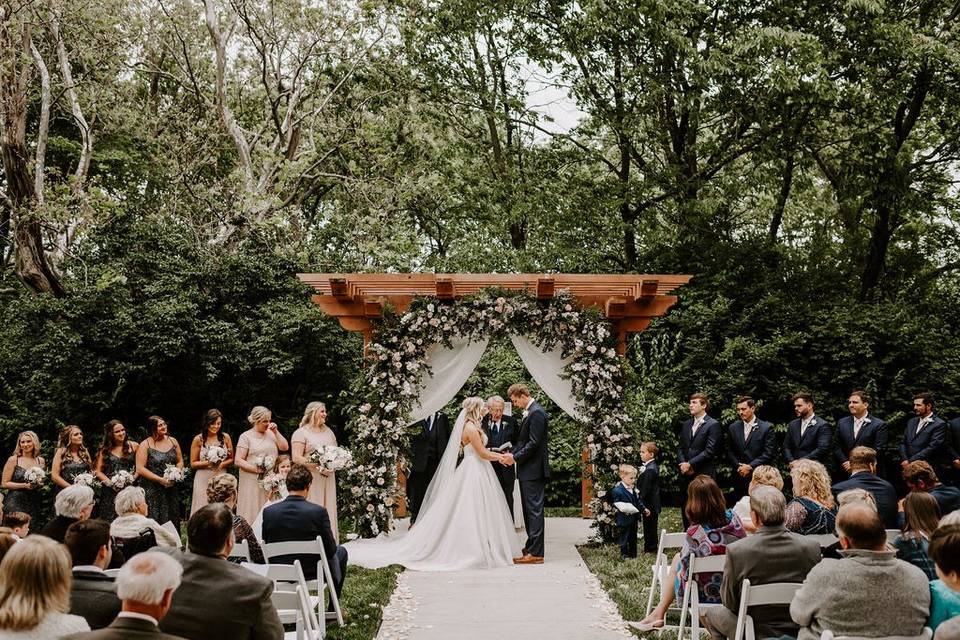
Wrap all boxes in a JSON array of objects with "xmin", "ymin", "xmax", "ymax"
[{"xmin": 142, "ymin": 446, "xmax": 180, "ymax": 530}]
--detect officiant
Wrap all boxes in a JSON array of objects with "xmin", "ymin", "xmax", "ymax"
[
  {"xmin": 483, "ymin": 395, "xmax": 517, "ymax": 517},
  {"xmin": 407, "ymin": 410, "xmax": 450, "ymax": 524}
]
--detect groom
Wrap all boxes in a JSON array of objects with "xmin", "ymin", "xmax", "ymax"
[{"xmin": 504, "ymin": 383, "xmax": 549, "ymax": 564}]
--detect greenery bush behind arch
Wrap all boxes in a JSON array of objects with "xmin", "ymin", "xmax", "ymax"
[{"xmin": 340, "ymin": 288, "xmax": 635, "ymax": 538}]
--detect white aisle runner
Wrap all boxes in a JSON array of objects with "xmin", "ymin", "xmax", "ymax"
[{"xmin": 374, "ymin": 518, "xmax": 632, "ymax": 640}]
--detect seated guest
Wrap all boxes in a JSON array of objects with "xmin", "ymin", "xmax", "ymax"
[
  {"xmin": 831, "ymin": 446, "xmax": 898, "ymax": 528},
  {"xmin": 790, "ymin": 503, "xmax": 930, "ymax": 640},
  {"xmin": 156, "ymin": 504, "xmax": 282, "ymax": 640},
  {"xmin": 3, "ymin": 511, "xmax": 31, "ymax": 539},
  {"xmin": 634, "ymin": 475, "xmax": 746, "ymax": 631},
  {"xmin": 895, "ymin": 491, "xmax": 941, "ymax": 580},
  {"xmin": 64, "ymin": 519, "xmax": 121, "ymax": 630},
  {"xmin": 110, "ymin": 486, "xmax": 180, "ymax": 548},
  {"xmin": 785, "ymin": 460, "xmax": 837, "ymax": 535},
  {"xmin": 0, "ymin": 536, "xmax": 91, "ymax": 637},
  {"xmin": 731, "ymin": 465, "xmax": 783, "ymax": 533},
  {"xmin": 205, "ymin": 473, "xmax": 264, "ymax": 564},
  {"xmin": 821, "ymin": 489, "xmax": 878, "ymax": 559},
  {"xmin": 929, "ymin": 522, "xmax": 960, "ymax": 633},
  {"xmin": 39, "ymin": 484, "xmax": 95, "ymax": 543},
  {"xmin": 262, "ymin": 463, "xmax": 349, "ymax": 601},
  {"xmin": 64, "ymin": 551, "xmax": 186, "ymax": 640},
  {"xmin": 905, "ymin": 461, "xmax": 960, "ymax": 517},
  {"xmin": 0, "ymin": 527, "xmax": 17, "ymax": 562},
  {"xmin": 703, "ymin": 486, "xmax": 821, "ymax": 639}
]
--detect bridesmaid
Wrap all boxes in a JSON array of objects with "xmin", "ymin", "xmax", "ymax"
[
  {"xmin": 1, "ymin": 431, "xmax": 45, "ymax": 524},
  {"xmin": 189, "ymin": 409, "xmax": 234, "ymax": 515},
  {"xmin": 234, "ymin": 406, "xmax": 288, "ymax": 523},
  {"xmin": 291, "ymin": 401, "xmax": 340, "ymax": 540},
  {"xmin": 135, "ymin": 415, "xmax": 184, "ymax": 530},
  {"xmin": 51, "ymin": 425, "xmax": 93, "ymax": 489},
  {"xmin": 94, "ymin": 420, "xmax": 138, "ymax": 521}
]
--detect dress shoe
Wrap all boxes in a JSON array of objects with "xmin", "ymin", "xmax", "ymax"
[{"xmin": 513, "ymin": 554, "xmax": 544, "ymax": 564}]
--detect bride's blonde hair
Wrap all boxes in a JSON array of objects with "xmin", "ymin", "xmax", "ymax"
[{"xmin": 462, "ymin": 396, "xmax": 485, "ymax": 424}]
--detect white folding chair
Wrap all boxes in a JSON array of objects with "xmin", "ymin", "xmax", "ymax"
[
  {"xmin": 820, "ymin": 628, "xmax": 932, "ymax": 640},
  {"xmin": 807, "ymin": 534, "xmax": 839, "ymax": 547},
  {"xmin": 262, "ymin": 537, "xmax": 342, "ymax": 627},
  {"xmin": 732, "ymin": 579, "xmax": 802, "ymax": 640},
  {"xmin": 271, "ymin": 587, "xmax": 301, "ymax": 634},
  {"xmin": 677, "ymin": 554, "xmax": 726, "ymax": 640},
  {"xmin": 885, "ymin": 529, "xmax": 901, "ymax": 544},
  {"xmin": 103, "ymin": 568, "xmax": 121, "ymax": 578},
  {"xmin": 645, "ymin": 530, "xmax": 689, "ymax": 618},
  {"xmin": 230, "ymin": 539, "xmax": 251, "ymax": 563},
  {"xmin": 263, "ymin": 559, "xmax": 322, "ymax": 626}
]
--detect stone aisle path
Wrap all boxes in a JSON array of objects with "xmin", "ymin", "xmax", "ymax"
[{"xmin": 374, "ymin": 517, "xmax": 633, "ymax": 640}]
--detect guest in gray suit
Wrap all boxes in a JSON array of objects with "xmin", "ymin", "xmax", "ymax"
[
  {"xmin": 156, "ymin": 504, "xmax": 283, "ymax": 640},
  {"xmin": 790, "ymin": 503, "xmax": 930, "ymax": 640},
  {"xmin": 702, "ymin": 486, "xmax": 822, "ymax": 639},
  {"xmin": 65, "ymin": 551, "xmax": 186, "ymax": 639},
  {"xmin": 65, "ymin": 519, "xmax": 121, "ymax": 630}
]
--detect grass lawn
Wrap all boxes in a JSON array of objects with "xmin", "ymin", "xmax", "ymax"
[
  {"xmin": 577, "ymin": 507, "xmax": 684, "ymax": 637},
  {"xmin": 326, "ymin": 564, "xmax": 405, "ymax": 640}
]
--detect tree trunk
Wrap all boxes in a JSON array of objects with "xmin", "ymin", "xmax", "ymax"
[{"xmin": 768, "ymin": 153, "xmax": 795, "ymax": 242}]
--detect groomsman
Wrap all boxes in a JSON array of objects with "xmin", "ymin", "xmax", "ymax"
[
  {"xmin": 948, "ymin": 417, "xmax": 960, "ymax": 487},
  {"xmin": 407, "ymin": 410, "xmax": 450, "ymax": 524},
  {"xmin": 482, "ymin": 395, "xmax": 517, "ymax": 517},
  {"xmin": 783, "ymin": 392, "xmax": 833, "ymax": 469},
  {"xmin": 725, "ymin": 396, "xmax": 776, "ymax": 501},
  {"xmin": 677, "ymin": 393, "xmax": 721, "ymax": 527},
  {"xmin": 834, "ymin": 390, "xmax": 887, "ymax": 477},
  {"xmin": 900, "ymin": 392, "xmax": 946, "ymax": 475}
]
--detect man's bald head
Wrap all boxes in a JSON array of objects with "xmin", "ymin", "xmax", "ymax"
[{"xmin": 836, "ymin": 503, "xmax": 886, "ymax": 551}]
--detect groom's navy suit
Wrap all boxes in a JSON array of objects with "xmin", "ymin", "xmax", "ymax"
[
  {"xmin": 513, "ymin": 400, "xmax": 550, "ymax": 558},
  {"xmin": 482, "ymin": 413, "xmax": 518, "ymax": 517}
]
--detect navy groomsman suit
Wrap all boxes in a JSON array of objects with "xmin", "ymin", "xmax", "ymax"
[
  {"xmin": 677, "ymin": 413, "xmax": 721, "ymax": 526},
  {"xmin": 900, "ymin": 414, "xmax": 947, "ymax": 469},
  {"xmin": 482, "ymin": 412, "xmax": 518, "ymax": 517},
  {"xmin": 835, "ymin": 414, "xmax": 887, "ymax": 474},
  {"xmin": 832, "ymin": 471, "xmax": 899, "ymax": 528},
  {"xmin": 637, "ymin": 458, "xmax": 661, "ymax": 553},
  {"xmin": 783, "ymin": 415, "xmax": 833, "ymax": 466},
  {"xmin": 407, "ymin": 411, "xmax": 450, "ymax": 524},
  {"xmin": 725, "ymin": 418, "xmax": 777, "ymax": 500}
]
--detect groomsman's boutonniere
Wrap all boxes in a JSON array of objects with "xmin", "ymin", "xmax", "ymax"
[{"xmin": 522, "ymin": 409, "xmax": 529, "ymax": 418}]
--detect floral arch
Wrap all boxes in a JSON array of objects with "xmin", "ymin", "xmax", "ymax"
[{"xmin": 298, "ymin": 274, "xmax": 690, "ymax": 538}]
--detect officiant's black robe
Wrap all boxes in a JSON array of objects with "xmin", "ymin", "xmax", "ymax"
[{"xmin": 482, "ymin": 413, "xmax": 517, "ymax": 517}]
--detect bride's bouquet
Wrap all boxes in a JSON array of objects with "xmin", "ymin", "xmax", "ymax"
[
  {"xmin": 24, "ymin": 466, "xmax": 46, "ymax": 487},
  {"xmin": 251, "ymin": 454, "xmax": 276, "ymax": 474},
  {"xmin": 109, "ymin": 470, "xmax": 136, "ymax": 490},
  {"xmin": 308, "ymin": 445, "xmax": 353, "ymax": 472},
  {"xmin": 201, "ymin": 444, "xmax": 229, "ymax": 466},
  {"xmin": 162, "ymin": 465, "xmax": 187, "ymax": 484},
  {"xmin": 73, "ymin": 473, "xmax": 101, "ymax": 489}
]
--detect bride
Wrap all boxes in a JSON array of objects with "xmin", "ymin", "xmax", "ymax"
[{"xmin": 345, "ymin": 396, "xmax": 522, "ymax": 571}]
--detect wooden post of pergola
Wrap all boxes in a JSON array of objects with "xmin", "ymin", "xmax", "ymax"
[{"xmin": 298, "ymin": 273, "xmax": 690, "ymax": 518}]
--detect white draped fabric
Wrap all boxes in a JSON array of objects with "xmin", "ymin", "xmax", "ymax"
[
  {"xmin": 407, "ymin": 337, "xmax": 490, "ymax": 425},
  {"xmin": 509, "ymin": 334, "xmax": 585, "ymax": 421}
]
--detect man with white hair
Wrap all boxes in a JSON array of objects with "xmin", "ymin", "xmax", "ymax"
[
  {"xmin": 702, "ymin": 486, "xmax": 822, "ymax": 639},
  {"xmin": 482, "ymin": 395, "xmax": 518, "ymax": 516},
  {"xmin": 39, "ymin": 484, "xmax": 95, "ymax": 543},
  {"xmin": 64, "ymin": 551, "xmax": 186, "ymax": 639}
]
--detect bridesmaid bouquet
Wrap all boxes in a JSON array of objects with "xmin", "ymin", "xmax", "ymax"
[
  {"xmin": 251, "ymin": 454, "xmax": 276, "ymax": 474},
  {"xmin": 201, "ymin": 444, "xmax": 229, "ymax": 466},
  {"xmin": 308, "ymin": 445, "xmax": 353, "ymax": 471},
  {"xmin": 162, "ymin": 465, "xmax": 187, "ymax": 483},
  {"xmin": 24, "ymin": 466, "xmax": 46, "ymax": 487},
  {"xmin": 73, "ymin": 473, "xmax": 101, "ymax": 489},
  {"xmin": 109, "ymin": 470, "xmax": 136, "ymax": 489},
  {"xmin": 258, "ymin": 472, "xmax": 284, "ymax": 494}
]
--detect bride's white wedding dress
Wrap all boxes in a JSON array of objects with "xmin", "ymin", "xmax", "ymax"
[{"xmin": 345, "ymin": 410, "xmax": 521, "ymax": 571}]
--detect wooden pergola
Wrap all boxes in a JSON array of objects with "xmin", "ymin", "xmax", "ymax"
[{"xmin": 297, "ymin": 273, "xmax": 691, "ymax": 516}]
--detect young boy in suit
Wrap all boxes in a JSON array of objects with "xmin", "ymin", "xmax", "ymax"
[
  {"xmin": 612, "ymin": 464, "xmax": 649, "ymax": 559},
  {"xmin": 637, "ymin": 442, "xmax": 662, "ymax": 553}
]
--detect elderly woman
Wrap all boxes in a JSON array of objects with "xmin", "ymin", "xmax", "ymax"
[
  {"xmin": 732, "ymin": 465, "xmax": 783, "ymax": 533},
  {"xmin": 0, "ymin": 536, "xmax": 90, "ymax": 637},
  {"xmin": 206, "ymin": 473, "xmax": 265, "ymax": 564},
  {"xmin": 37, "ymin": 484, "xmax": 95, "ymax": 543},
  {"xmin": 785, "ymin": 459, "xmax": 837, "ymax": 535},
  {"xmin": 110, "ymin": 486, "xmax": 181, "ymax": 547}
]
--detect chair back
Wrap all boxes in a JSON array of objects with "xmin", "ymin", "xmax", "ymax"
[
  {"xmin": 688, "ymin": 553, "xmax": 726, "ymax": 576},
  {"xmin": 733, "ymin": 579, "xmax": 802, "ymax": 640},
  {"xmin": 820, "ymin": 627, "xmax": 932, "ymax": 640},
  {"xmin": 885, "ymin": 529, "xmax": 900, "ymax": 544},
  {"xmin": 229, "ymin": 539, "xmax": 251, "ymax": 563}
]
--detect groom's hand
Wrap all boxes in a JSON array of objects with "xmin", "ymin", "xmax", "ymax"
[{"xmin": 501, "ymin": 453, "xmax": 515, "ymax": 466}]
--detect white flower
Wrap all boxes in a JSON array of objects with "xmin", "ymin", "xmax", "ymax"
[
  {"xmin": 201, "ymin": 444, "xmax": 229, "ymax": 465},
  {"xmin": 23, "ymin": 466, "xmax": 46, "ymax": 487},
  {"xmin": 163, "ymin": 465, "xmax": 187, "ymax": 483},
  {"xmin": 109, "ymin": 470, "xmax": 136, "ymax": 489},
  {"xmin": 359, "ymin": 403, "xmax": 371, "ymax": 413},
  {"xmin": 73, "ymin": 473, "xmax": 99, "ymax": 488}
]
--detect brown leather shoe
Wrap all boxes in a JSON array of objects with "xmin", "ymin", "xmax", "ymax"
[{"xmin": 513, "ymin": 554, "xmax": 544, "ymax": 564}]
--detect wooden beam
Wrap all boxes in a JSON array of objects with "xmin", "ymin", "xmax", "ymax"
[
  {"xmin": 435, "ymin": 277, "xmax": 454, "ymax": 300},
  {"xmin": 363, "ymin": 300, "xmax": 383, "ymax": 318},
  {"xmin": 536, "ymin": 277, "xmax": 555, "ymax": 300},
  {"xmin": 640, "ymin": 279, "xmax": 659, "ymax": 299},
  {"xmin": 605, "ymin": 297, "xmax": 627, "ymax": 319},
  {"xmin": 330, "ymin": 278, "xmax": 350, "ymax": 300}
]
